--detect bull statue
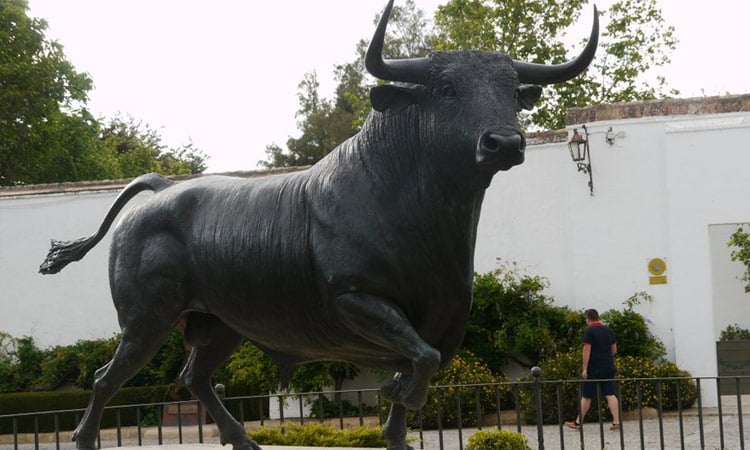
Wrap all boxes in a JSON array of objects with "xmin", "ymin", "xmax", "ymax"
[{"xmin": 40, "ymin": 1, "xmax": 597, "ymax": 449}]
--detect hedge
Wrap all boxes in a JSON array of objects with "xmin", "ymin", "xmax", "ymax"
[{"xmin": 0, "ymin": 382, "xmax": 266, "ymax": 434}]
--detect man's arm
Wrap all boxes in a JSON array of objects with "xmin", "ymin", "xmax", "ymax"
[
  {"xmin": 582, "ymin": 344, "xmax": 591, "ymax": 379},
  {"xmin": 611, "ymin": 342, "xmax": 617, "ymax": 356}
]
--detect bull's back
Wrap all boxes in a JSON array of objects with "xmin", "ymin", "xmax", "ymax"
[{"xmin": 110, "ymin": 174, "xmax": 321, "ymax": 323}]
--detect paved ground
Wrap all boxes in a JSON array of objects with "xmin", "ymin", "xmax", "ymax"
[{"xmin": 2, "ymin": 406, "xmax": 749, "ymax": 449}]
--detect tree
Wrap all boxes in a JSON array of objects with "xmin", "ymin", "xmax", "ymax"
[
  {"xmin": 433, "ymin": 0, "xmax": 678, "ymax": 130},
  {"xmin": 99, "ymin": 116, "xmax": 208, "ymax": 178},
  {"xmin": 260, "ymin": 72, "xmax": 354, "ymax": 168},
  {"xmin": 225, "ymin": 341, "xmax": 359, "ymax": 395},
  {"xmin": 0, "ymin": 1, "xmax": 207, "ymax": 184},
  {"xmin": 464, "ymin": 265, "xmax": 581, "ymax": 372},
  {"xmin": 0, "ymin": 0, "xmax": 94, "ymax": 184},
  {"xmin": 260, "ymin": 0, "xmax": 433, "ymax": 168},
  {"xmin": 728, "ymin": 226, "xmax": 750, "ymax": 293}
]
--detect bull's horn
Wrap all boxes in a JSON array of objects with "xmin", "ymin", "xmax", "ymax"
[
  {"xmin": 365, "ymin": 0, "xmax": 429, "ymax": 84},
  {"xmin": 513, "ymin": 6, "xmax": 599, "ymax": 85}
]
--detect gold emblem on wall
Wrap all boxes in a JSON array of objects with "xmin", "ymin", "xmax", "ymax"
[{"xmin": 648, "ymin": 257, "xmax": 667, "ymax": 284}]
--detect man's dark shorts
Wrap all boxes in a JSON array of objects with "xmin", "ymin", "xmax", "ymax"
[{"xmin": 582, "ymin": 369, "xmax": 617, "ymax": 398}]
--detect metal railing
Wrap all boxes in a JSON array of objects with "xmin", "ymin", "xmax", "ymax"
[{"xmin": 1, "ymin": 374, "xmax": 748, "ymax": 450}]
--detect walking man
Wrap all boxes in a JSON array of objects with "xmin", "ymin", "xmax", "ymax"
[{"xmin": 565, "ymin": 308, "xmax": 620, "ymax": 430}]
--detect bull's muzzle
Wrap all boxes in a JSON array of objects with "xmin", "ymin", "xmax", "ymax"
[{"xmin": 476, "ymin": 131, "xmax": 526, "ymax": 169}]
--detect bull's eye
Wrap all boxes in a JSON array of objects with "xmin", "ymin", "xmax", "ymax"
[{"xmin": 441, "ymin": 83, "xmax": 457, "ymax": 98}]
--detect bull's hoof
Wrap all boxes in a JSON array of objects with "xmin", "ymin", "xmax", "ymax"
[
  {"xmin": 380, "ymin": 374, "xmax": 428, "ymax": 410},
  {"xmin": 71, "ymin": 429, "xmax": 97, "ymax": 450},
  {"xmin": 225, "ymin": 435, "xmax": 262, "ymax": 450},
  {"xmin": 233, "ymin": 442, "xmax": 262, "ymax": 450},
  {"xmin": 386, "ymin": 440, "xmax": 414, "ymax": 450}
]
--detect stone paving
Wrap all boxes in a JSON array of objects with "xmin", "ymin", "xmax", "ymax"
[{"xmin": 2, "ymin": 407, "xmax": 749, "ymax": 449}]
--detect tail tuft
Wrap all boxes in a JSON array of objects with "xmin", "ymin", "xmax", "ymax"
[{"xmin": 39, "ymin": 237, "xmax": 94, "ymax": 275}]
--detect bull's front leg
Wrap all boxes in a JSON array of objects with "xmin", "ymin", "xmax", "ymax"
[{"xmin": 336, "ymin": 292, "xmax": 440, "ymax": 410}]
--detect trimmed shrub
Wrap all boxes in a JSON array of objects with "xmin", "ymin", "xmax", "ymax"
[
  {"xmin": 466, "ymin": 429, "xmax": 532, "ymax": 450},
  {"xmin": 615, "ymin": 357, "xmax": 696, "ymax": 411},
  {"xmin": 518, "ymin": 351, "xmax": 581, "ymax": 424},
  {"xmin": 520, "ymin": 353, "xmax": 697, "ymax": 424},
  {"xmin": 0, "ymin": 385, "xmax": 184, "ymax": 433},
  {"xmin": 654, "ymin": 362, "xmax": 697, "ymax": 410},
  {"xmin": 247, "ymin": 423, "xmax": 385, "ymax": 447},
  {"xmin": 719, "ymin": 324, "xmax": 750, "ymax": 342}
]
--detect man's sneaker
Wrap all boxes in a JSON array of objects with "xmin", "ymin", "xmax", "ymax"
[{"xmin": 565, "ymin": 420, "xmax": 581, "ymax": 430}]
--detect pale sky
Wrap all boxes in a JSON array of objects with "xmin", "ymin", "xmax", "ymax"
[{"xmin": 26, "ymin": 0, "xmax": 749, "ymax": 174}]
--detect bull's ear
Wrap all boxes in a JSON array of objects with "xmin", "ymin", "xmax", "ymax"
[
  {"xmin": 517, "ymin": 84, "xmax": 543, "ymax": 111},
  {"xmin": 370, "ymin": 84, "xmax": 418, "ymax": 113}
]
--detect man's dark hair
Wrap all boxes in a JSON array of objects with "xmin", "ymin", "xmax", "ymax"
[{"xmin": 584, "ymin": 309, "xmax": 600, "ymax": 321}]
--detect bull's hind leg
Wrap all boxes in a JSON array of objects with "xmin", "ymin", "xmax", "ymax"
[
  {"xmin": 382, "ymin": 403, "xmax": 414, "ymax": 450},
  {"xmin": 180, "ymin": 314, "xmax": 260, "ymax": 450},
  {"xmin": 73, "ymin": 324, "xmax": 173, "ymax": 449},
  {"xmin": 336, "ymin": 293, "xmax": 440, "ymax": 410},
  {"xmin": 74, "ymin": 232, "xmax": 188, "ymax": 449}
]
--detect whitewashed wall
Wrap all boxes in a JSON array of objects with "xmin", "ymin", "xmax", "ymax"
[
  {"xmin": 474, "ymin": 109, "xmax": 750, "ymax": 406},
  {"xmin": 2, "ymin": 98, "xmax": 749, "ymax": 407},
  {"xmin": 0, "ymin": 189, "xmax": 146, "ymax": 347}
]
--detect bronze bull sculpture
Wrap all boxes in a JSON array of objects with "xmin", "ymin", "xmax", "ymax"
[{"xmin": 40, "ymin": 1, "xmax": 598, "ymax": 448}]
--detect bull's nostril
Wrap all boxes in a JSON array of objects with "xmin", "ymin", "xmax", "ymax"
[{"xmin": 483, "ymin": 134, "xmax": 501, "ymax": 152}]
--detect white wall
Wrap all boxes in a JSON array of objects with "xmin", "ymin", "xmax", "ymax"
[
  {"xmin": 0, "ymin": 189, "xmax": 145, "ymax": 347},
  {"xmin": 474, "ymin": 110, "xmax": 750, "ymax": 406}
]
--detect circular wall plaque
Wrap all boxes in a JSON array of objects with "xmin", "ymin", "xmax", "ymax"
[{"xmin": 648, "ymin": 257, "xmax": 666, "ymax": 276}]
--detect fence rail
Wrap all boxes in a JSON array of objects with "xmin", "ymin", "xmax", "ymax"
[{"xmin": 1, "ymin": 374, "xmax": 748, "ymax": 450}]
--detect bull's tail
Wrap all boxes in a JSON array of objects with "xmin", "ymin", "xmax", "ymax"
[{"xmin": 39, "ymin": 173, "xmax": 175, "ymax": 275}]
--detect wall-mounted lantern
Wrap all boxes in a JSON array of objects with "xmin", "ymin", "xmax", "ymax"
[{"xmin": 568, "ymin": 124, "xmax": 593, "ymax": 196}]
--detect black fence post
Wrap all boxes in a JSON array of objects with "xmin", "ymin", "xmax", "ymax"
[{"xmin": 532, "ymin": 366, "xmax": 544, "ymax": 450}]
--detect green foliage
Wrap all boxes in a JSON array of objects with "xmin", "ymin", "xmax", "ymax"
[
  {"xmin": 226, "ymin": 341, "xmax": 359, "ymax": 395},
  {"xmin": 728, "ymin": 226, "xmax": 750, "ymax": 293},
  {"xmin": 601, "ymin": 309, "xmax": 666, "ymax": 361},
  {"xmin": 433, "ymin": 0, "xmax": 678, "ymax": 130},
  {"xmin": 0, "ymin": 385, "xmax": 178, "ymax": 433},
  {"xmin": 247, "ymin": 423, "xmax": 386, "ymax": 447},
  {"xmin": 37, "ymin": 334, "xmax": 119, "ymax": 390},
  {"xmin": 0, "ymin": 336, "xmax": 48, "ymax": 392},
  {"xmin": 0, "ymin": 329, "xmax": 190, "ymax": 393},
  {"xmin": 466, "ymin": 429, "xmax": 532, "ymax": 450},
  {"xmin": 260, "ymin": 0, "xmax": 432, "ymax": 168},
  {"xmin": 719, "ymin": 324, "xmax": 750, "ymax": 342},
  {"xmin": 520, "ymin": 352, "xmax": 697, "ymax": 424},
  {"xmin": 307, "ymin": 396, "xmax": 379, "ymax": 419},
  {"xmin": 466, "ymin": 265, "xmax": 579, "ymax": 371},
  {"xmin": 400, "ymin": 350, "xmax": 509, "ymax": 429},
  {"xmin": 616, "ymin": 357, "xmax": 697, "ymax": 412},
  {"xmin": 518, "ymin": 350, "xmax": 581, "ymax": 424},
  {"xmin": 99, "ymin": 116, "xmax": 208, "ymax": 178}
]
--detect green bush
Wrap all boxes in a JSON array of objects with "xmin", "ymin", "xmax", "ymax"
[
  {"xmin": 719, "ymin": 324, "xmax": 750, "ymax": 342},
  {"xmin": 307, "ymin": 395, "xmax": 379, "ymax": 419},
  {"xmin": 520, "ymin": 353, "xmax": 697, "ymax": 424},
  {"xmin": 518, "ymin": 351, "xmax": 581, "ymax": 424},
  {"xmin": 466, "ymin": 429, "xmax": 532, "ymax": 450},
  {"xmin": 247, "ymin": 423, "xmax": 385, "ymax": 447},
  {"xmin": 466, "ymin": 268, "xmax": 579, "ymax": 371},
  {"xmin": 0, "ymin": 385, "xmax": 183, "ymax": 433},
  {"xmin": 615, "ymin": 357, "xmax": 697, "ymax": 411},
  {"xmin": 402, "ymin": 351, "xmax": 510, "ymax": 429},
  {"xmin": 601, "ymin": 309, "xmax": 666, "ymax": 360},
  {"xmin": 0, "ymin": 329, "xmax": 192, "ymax": 393},
  {"xmin": 654, "ymin": 362, "xmax": 698, "ymax": 410}
]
